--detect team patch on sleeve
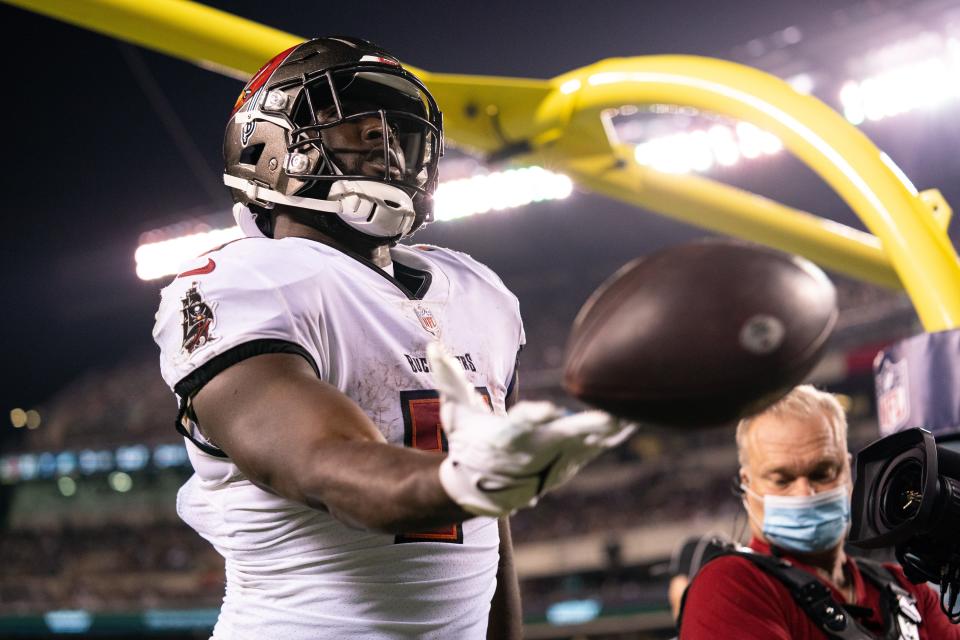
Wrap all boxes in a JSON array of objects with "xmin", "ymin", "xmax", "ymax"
[{"xmin": 180, "ymin": 282, "xmax": 219, "ymax": 356}]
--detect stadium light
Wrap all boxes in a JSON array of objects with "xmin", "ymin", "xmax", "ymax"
[
  {"xmin": 0, "ymin": 443, "xmax": 194, "ymax": 486},
  {"xmin": 135, "ymin": 225, "xmax": 244, "ymax": 281},
  {"xmin": 546, "ymin": 599, "xmax": 602, "ymax": 625},
  {"xmin": 634, "ymin": 121, "xmax": 782, "ymax": 174},
  {"xmin": 433, "ymin": 166, "xmax": 573, "ymax": 222},
  {"xmin": 56, "ymin": 452, "xmax": 77, "ymax": 476},
  {"xmin": 9, "ymin": 408, "xmax": 26, "ymax": 428},
  {"xmin": 58, "ymin": 476, "xmax": 77, "ymax": 497},
  {"xmin": 44, "ymin": 611, "xmax": 92, "ymax": 634},
  {"xmin": 108, "ymin": 471, "xmax": 133, "ymax": 493},
  {"xmin": 839, "ymin": 36, "xmax": 960, "ymax": 125},
  {"xmin": 626, "ymin": 31, "xmax": 960, "ymax": 175},
  {"xmin": 25, "ymin": 409, "xmax": 41, "ymax": 430},
  {"xmin": 786, "ymin": 73, "xmax": 814, "ymax": 95},
  {"xmin": 134, "ymin": 167, "xmax": 573, "ymax": 280}
]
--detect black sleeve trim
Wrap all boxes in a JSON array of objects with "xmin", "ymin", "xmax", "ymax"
[
  {"xmin": 173, "ymin": 338, "xmax": 319, "ymax": 397},
  {"xmin": 172, "ymin": 339, "xmax": 320, "ymax": 458},
  {"xmin": 505, "ymin": 349, "xmax": 521, "ymax": 406}
]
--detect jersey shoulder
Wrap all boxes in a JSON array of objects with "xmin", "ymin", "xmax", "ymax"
[
  {"xmin": 157, "ymin": 236, "xmax": 350, "ymax": 312},
  {"xmin": 153, "ymin": 237, "xmax": 331, "ymax": 391},
  {"xmin": 407, "ymin": 244, "xmax": 516, "ymax": 298},
  {"xmin": 166, "ymin": 236, "xmax": 344, "ymax": 291}
]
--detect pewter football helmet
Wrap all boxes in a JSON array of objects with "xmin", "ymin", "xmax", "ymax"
[{"xmin": 223, "ymin": 37, "xmax": 443, "ymax": 239}]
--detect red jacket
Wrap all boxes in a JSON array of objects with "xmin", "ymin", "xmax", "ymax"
[{"xmin": 680, "ymin": 538, "xmax": 960, "ymax": 639}]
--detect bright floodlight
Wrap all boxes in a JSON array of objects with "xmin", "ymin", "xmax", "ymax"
[
  {"xmin": 108, "ymin": 471, "xmax": 133, "ymax": 493},
  {"xmin": 786, "ymin": 73, "xmax": 814, "ymax": 95},
  {"xmin": 634, "ymin": 122, "xmax": 781, "ymax": 174},
  {"xmin": 25, "ymin": 410, "xmax": 41, "ymax": 430},
  {"xmin": 433, "ymin": 167, "xmax": 573, "ymax": 222},
  {"xmin": 135, "ymin": 167, "xmax": 573, "ymax": 280},
  {"xmin": 708, "ymin": 125, "xmax": 740, "ymax": 167},
  {"xmin": 839, "ymin": 38, "xmax": 960, "ymax": 125},
  {"xmin": 135, "ymin": 225, "xmax": 243, "ymax": 281},
  {"xmin": 57, "ymin": 476, "xmax": 76, "ymax": 497},
  {"xmin": 9, "ymin": 408, "xmax": 26, "ymax": 429}
]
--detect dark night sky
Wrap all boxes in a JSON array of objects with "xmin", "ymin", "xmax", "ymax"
[{"xmin": 1, "ymin": 0, "xmax": 953, "ymax": 426}]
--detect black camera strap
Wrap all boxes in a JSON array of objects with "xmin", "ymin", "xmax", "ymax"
[
  {"xmin": 741, "ymin": 552, "xmax": 876, "ymax": 639},
  {"xmin": 677, "ymin": 551, "xmax": 922, "ymax": 640}
]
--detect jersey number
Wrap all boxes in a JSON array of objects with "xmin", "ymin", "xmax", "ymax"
[{"xmin": 395, "ymin": 388, "xmax": 490, "ymax": 544}]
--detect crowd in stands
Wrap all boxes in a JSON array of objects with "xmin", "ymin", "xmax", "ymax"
[
  {"xmin": 0, "ymin": 518, "xmax": 674, "ymax": 620},
  {"xmin": 512, "ymin": 468, "xmax": 739, "ymax": 544},
  {"xmin": 0, "ymin": 523, "xmax": 223, "ymax": 615},
  {"xmin": 18, "ymin": 355, "xmax": 174, "ymax": 454}
]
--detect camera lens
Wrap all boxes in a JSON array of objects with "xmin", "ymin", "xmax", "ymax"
[{"xmin": 880, "ymin": 458, "xmax": 923, "ymax": 528}]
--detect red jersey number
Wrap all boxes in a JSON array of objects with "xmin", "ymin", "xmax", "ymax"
[{"xmin": 395, "ymin": 388, "xmax": 491, "ymax": 544}]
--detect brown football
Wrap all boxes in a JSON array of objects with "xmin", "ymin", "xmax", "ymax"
[{"xmin": 563, "ymin": 240, "xmax": 838, "ymax": 426}]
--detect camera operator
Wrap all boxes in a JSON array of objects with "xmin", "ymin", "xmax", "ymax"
[{"xmin": 678, "ymin": 385, "xmax": 960, "ymax": 639}]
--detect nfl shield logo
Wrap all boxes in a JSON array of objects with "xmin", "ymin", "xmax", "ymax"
[
  {"xmin": 876, "ymin": 356, "xmax": 909, "ymax": 436},
  {"xmin": 414, "ymin": 305, "xmax": 440, "ymax": 337}
]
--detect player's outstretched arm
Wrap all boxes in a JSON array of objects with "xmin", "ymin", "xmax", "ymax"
[
  {"xmin": 192, "ymin": 352, "xmax": 472, "ymax": 533},
  {"xmin": 192, "ymin": 348, "xmax": 633, "ymax": 532}
]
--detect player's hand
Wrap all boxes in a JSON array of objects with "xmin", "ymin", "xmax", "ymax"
[{"xmin": 428, "ymin": 342, "xmax": 635, "ymax": 517}]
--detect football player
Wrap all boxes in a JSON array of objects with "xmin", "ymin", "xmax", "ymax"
[{"xmin": 153, "ymin": 37, "xmax": 631, "ymax": 639}]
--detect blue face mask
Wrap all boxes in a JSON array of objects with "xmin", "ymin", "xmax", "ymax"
[{"xmin": 744, "ymin": 485, "xmax": 851, "ymax": 554}]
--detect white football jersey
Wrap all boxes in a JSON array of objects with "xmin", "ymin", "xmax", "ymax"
[{"xmin": 152, "ymin": 237, "xmax": 525, "ymax": 640}]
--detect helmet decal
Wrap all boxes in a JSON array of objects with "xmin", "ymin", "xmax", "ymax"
[
  {"xmin": 359, "ymin": 54, "xmax": 401, "ymax": 66},
  {"xmin": 232, "ymin": 44, "xmax": 299, "ymax": 116},
  {"xmin": 240, "ymin": 120, "xmax": 257, "ymax": 146}
]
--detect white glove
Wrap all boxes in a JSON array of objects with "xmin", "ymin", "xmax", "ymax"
[{"xmin": 428, "ymin": 342, "xmax": 635, "ymax": 517}]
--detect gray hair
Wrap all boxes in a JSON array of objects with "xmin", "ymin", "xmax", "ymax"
[{"xmin": 735, "ymin": 384, "xmax": 848, "ymax": 469}]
